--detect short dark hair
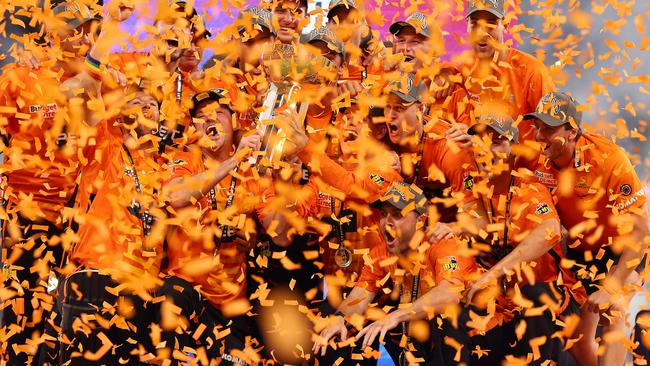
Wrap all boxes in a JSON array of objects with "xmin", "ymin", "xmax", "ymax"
[{"xmin": 273, "ymin": 0, "xmax": 308, "ymax": 12}]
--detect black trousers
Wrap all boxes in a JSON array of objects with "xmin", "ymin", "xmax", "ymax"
[
  {"xmin": 634, "ymin": 310, "xmax": 650, "ymax": 362},
  {"xmin": 566, "ymin": 247, "xmax": 646, "ymax": 295},
  {"xmin": 58, "ymin": 270, "xmax": 154, "ymax": 365},
  {"xmin": 468, "ymin": 282, "xmax": 578, "ymax": 366},
  {"xmin": 248, "ymin": 234, "xmax": 325, "ymax": 364},
  {"xmin": 250, "ymin": 234, "xmax": 323, "ymax": 303},
  {"xmin": 156, "ymin": 275, "xmax": 260, "ymax": 366},
  {"xmin": 1, "ymin": 213, "xmax": 65, "ymax": 365}
]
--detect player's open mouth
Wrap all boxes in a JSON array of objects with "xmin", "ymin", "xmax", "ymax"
[
  {"xmin": 404, "ymin": 56, "xmax": 414, "ymax": 62},
  {"xmin": 343, "ymin": 129, "xmax": 358, "ymax": 142},
  {"xmin": 206, "ymin": 125, "xmax": 219, "ymax": 137},
  {"xmin": 537, "ymin": 142, "xmax": 549, "ymax": 153},
  {"xmin": 476, "ymin": 41, "xmax": 490, "ymax": 51},
  {"xmin": 383, "ymin": 226, "xmax": 397, "ymax": 246}
]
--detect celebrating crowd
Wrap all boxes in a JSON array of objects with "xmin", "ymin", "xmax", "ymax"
[{"xmin": 0, "ymin": 0, "xmax": 648, "ymax": 365}]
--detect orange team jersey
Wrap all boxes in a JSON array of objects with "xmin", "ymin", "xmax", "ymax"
[
  {"xmin": 300, "ymin": 144, "xmax": 403, "ymax": 279},
  {"xmin": 74, "ymin": 121, "xmax": 122, "ymax": 214},
  {"xmin": 70, "ymin": 121, "xmax": 167, "ymax": 287},
  {"xmin": 408, "ymin": 120, "xmax": 478, "ymax": 222},
  {"xmin": 298, "ymin": 140, "xmax": 403, "ymax": 203},
  {"xmin": 356, "ymin": 236, "xmax": 477, "ymax": 301},
  {"xmin": 427, "ymin": 84, "xmax": 473, "ymax": 126},
  {"xmin": 477, "ymin": 179, "xmax": 586, "ymax": 303},
  {"xmin": 460, "ymin": 48, "xmax": 555, "ymax": 142},
  {"xmin": 0, "ymin": 63, "xmax": 81, "ymax": 225},
  {"xmin": 527, "ymin": 132, "xmax": 648, "ymax": 253},
  {"xmin": 164, "ymin": 147, "xmax": 265, "ymax": 309}
]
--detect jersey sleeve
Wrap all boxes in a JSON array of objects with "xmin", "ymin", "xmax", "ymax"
[
  {"xmin": 607, "ymin": 150, "xmax": 647, "ymax": 214},
  {"xmin": 167, "ymin": 150, "xmax": 200, "ymax": 182},
  {"xmin": 294, "ymin": 179, "xmax": 321, "ymax": 218},
  {"xmin": 449, "ymin": 86, "xmax": 472, "ymax": 125},
  {"xmin": 298, "ymin": 141, "xmax": 401, "ymax": 203}
]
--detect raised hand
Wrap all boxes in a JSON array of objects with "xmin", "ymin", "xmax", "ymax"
[
  {"xmin": 276, "ymin": 108, "xmax": 309, "ymax": 159},
  {"xmin": 446, "ymin": 123, "xmax": 473, "ymax": 149},
  {"xmin": 107, "ymin": 1, "xmax": 135, "ymax": 22},
  {"xmin": 235, "ymin": 131, "xmax": 262, "ymax": 160}
]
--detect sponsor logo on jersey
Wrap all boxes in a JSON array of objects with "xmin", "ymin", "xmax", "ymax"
[
  {"xmin": 30, "ymin": 103, "xmax": 58, "ymax": 118},
  {"xmin": 534, "ymin": 170, "xmax": 558, "ymax": 186}
]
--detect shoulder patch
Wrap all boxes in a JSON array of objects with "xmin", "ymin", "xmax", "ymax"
[
  {"xmin": 170, "ymin": 159, "xmax": 187, "ymax": 166},
  {"xmin": 369, "ymin": 173, "xmax": 385, "ymax": 186},
  {"xmin": 535, "ymin": 202, "xmax": 551, "ymax": 215}
]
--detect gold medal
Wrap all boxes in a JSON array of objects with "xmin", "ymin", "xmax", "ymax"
[{"xmin": 334, "ymin": 247, "xmax": 352, "ymax": 268}]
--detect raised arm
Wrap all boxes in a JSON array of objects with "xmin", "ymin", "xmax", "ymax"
[
  {"xmin": 61, "ymin": 3, "xmax": 133, "ymax": 127},
  {"xmin": 466, "ymin": 216, "xmax": 561, "ymax": 304},
  {"xmin": 163, "ymin": 134, "xmax": 260, "ymax": 209}
]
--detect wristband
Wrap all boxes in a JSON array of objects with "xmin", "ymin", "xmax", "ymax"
[{"xmin": 85, "ymin": 54, "xmax": 104, "ymax": 80}]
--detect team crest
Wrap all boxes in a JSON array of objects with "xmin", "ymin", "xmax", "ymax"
[
  {"xmin": 575, "ymin": 175, "xmax": 591, "ymax": 190},
  {"xmin": 537, "ymin": 94, "xmax": 562, "ymax": 117},
  {"xmin": 620, "ymin": 184, "xmax": 632, "ymax": 196},
  {"xmin": 463, "ymin": 175, "xmax": 474, "ymax": 190},
  {"xmin": 170, "ymin": 159, "xmax": 187, "ymax": 166},
  {"xmin": 442, "ymin": 256, "xmax": 459, "ymax": 272},
  {"xmin": 369, "ymin": 173, "xmax": 385, "ymax": 186},
  {"xmin": 535, "ymin": 203, "xmax": 551, "ymax": 215}
]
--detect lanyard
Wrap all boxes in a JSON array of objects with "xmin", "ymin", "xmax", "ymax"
[
  {"xmin": 399, "ymin": 269, "xmax": 421, "ymax": 360},
  {"xmin": 207, "ymin": 161, "xmax": 239, "ymax": 255},
  {"xmin": 176, "ymin": 67, "xmax": 182, "ymax": 101},
  {"xmin": 330, "ymin": 195, "xmax": 352, "ymax": 268},
  {"xmin": 408, "ymin": 133, "xmax": 427, "ymax": 185},
  {"xmin": 121, "ymin": 144, "xmax": 154, "ymax": 238},
  {"xmin": 479, "ymin": 175, "xmax": 516, "ymax": 268}
]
